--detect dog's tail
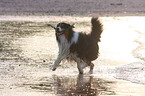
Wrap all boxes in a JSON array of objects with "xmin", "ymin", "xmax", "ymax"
[{"xmin": 91, "ymin": 17, "xmax": 103, "ymax": 42}]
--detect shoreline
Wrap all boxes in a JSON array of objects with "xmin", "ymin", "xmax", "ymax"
[
  {"xmin": 114, "ymin": 17, "xmax": 145, "ymax": 85},
  {"xmin": 1, "ymin": 11, "xmax": 145, "ymax": 17}
]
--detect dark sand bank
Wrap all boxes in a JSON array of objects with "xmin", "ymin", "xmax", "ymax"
[{"xmin": 0, "ymin": 0, "xmax": 145, "ymax": 16}]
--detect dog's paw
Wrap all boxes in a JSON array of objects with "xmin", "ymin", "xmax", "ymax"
[
  {"xmin": 89, "ymin": 70, "xmax": 93, "ymax": 74},
  {"xmin": 79, "ymin": 71, "xmax": 83, "ymax": 74},
  {"xmin": 52, "ymin": 68, "xmax": 56, "ymax": 71}
]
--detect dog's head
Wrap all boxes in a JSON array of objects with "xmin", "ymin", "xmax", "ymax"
[
  {"xmin": 48, "ymin": 23, "xmax": 75, "ymax": 41},
  {"xmin": 56, "ymin": 23, "xmax": 75, "ymax": 36}
]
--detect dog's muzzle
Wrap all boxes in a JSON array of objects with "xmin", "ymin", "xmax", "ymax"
[
  {"xmin": 56, "ymin": 27, "xmax": 65, "ymax": 36},
  {"xmin": 56, "ymin": 27, "xmax": 62, "ymax": 32}
]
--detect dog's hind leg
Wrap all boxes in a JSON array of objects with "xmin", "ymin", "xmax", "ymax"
[
  {"xmin": 81, "ymin": 62, "xmax": 89, "ymax": 69},
  {"xmin": 81, "ymin": 59, "xmax": 90, "ymax": 69},
  {"xmin": 74, "ymin": 58, "xmax": 84, "ymax": 74},
  {"xmin": 71, "ymin": 55, "xmax": 84, "ymax": 74},
  {"xmin": 77, "ymin": 62, "xmax": 83, "ymax": 74},
  {"xmin": 83, "ymin": 60, "xmax": 94, "ymax": 74},
  {"xmin": 89, "ymin": 63, "xmax": 94, "ymax": 74}
]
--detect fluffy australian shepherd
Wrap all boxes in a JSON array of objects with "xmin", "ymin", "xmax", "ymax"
[{"xmin": 48, "ymin": 17, "xmax": 103, "ymax": 74}]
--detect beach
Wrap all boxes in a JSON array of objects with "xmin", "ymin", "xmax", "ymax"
[{"xmin": 0, "ymin": 0, "xmax": 145, "ymax": 96}]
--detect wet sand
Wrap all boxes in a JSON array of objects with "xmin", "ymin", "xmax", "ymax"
[
  {"xmin": 0, "ymin": 16, "xmax": 145, "ymax": 96},
  {"xmin": 1, "ymin": 0, "xmax": 145, "ymax": 95}
]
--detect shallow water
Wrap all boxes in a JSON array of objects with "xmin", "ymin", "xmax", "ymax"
[{"xmin": 0, "ymin": 16, "xmax": 145, "ymax": 96}]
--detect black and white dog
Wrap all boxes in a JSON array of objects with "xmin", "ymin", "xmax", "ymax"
[{"xmin": 49, "ymin": 17, "xmax": 103, "ymax": 74}]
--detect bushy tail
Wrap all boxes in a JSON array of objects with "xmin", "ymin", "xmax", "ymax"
[{"xmin": 91, "ymin": 17, "xmax": 103, "ymax": 42}]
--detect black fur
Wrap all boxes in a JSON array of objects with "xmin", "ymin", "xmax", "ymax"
[
  {"xmin": 70, "ymin": 33, "xmax": 99, "ymax": 61},
  {"xmin": 70, "ymin": 17, "xmax": 102, "ymax": 62}
]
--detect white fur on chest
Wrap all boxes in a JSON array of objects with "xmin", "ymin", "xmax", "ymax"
[
  {"xmin": 57, "ymin": 31, "xmax": 79, "ymax": 59},
  {"xmin": 58, "ymin": 35, "xmax": 70, "ymax": 56}
]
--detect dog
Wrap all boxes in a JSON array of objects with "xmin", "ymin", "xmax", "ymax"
[{"xmin": 48, "ymin": 17, "xmax": 103, "ymax": 74}]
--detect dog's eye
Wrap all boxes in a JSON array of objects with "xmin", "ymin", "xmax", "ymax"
[
  {"xmin": 56, "ymin": 27, "xmax": 63, "ymax": 33},
  {"xmin": 56, "ymin": 28, "xmax": 60, "ymax": 32}
]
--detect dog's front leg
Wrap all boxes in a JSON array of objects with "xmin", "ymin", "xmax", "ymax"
[
  {"xmin": 52, "ymin": 52, "xmax": 67, "ymax": 71},
  {"xmin": 52, "ymin": 56, "xmax": 62, "ymax": 71}
]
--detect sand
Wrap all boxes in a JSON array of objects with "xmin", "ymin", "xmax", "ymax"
[{"xmin": 0, "ymin": 0, "xmax": 145, "ymax": 96}]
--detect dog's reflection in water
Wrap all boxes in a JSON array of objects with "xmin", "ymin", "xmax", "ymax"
[
  {"xmin": 53, "ymin": 74, "xmax": 115, "ymax": 96},
  {"xmin": 28, "ymin": 74, "xmax": 115, "ymax": 95}
]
